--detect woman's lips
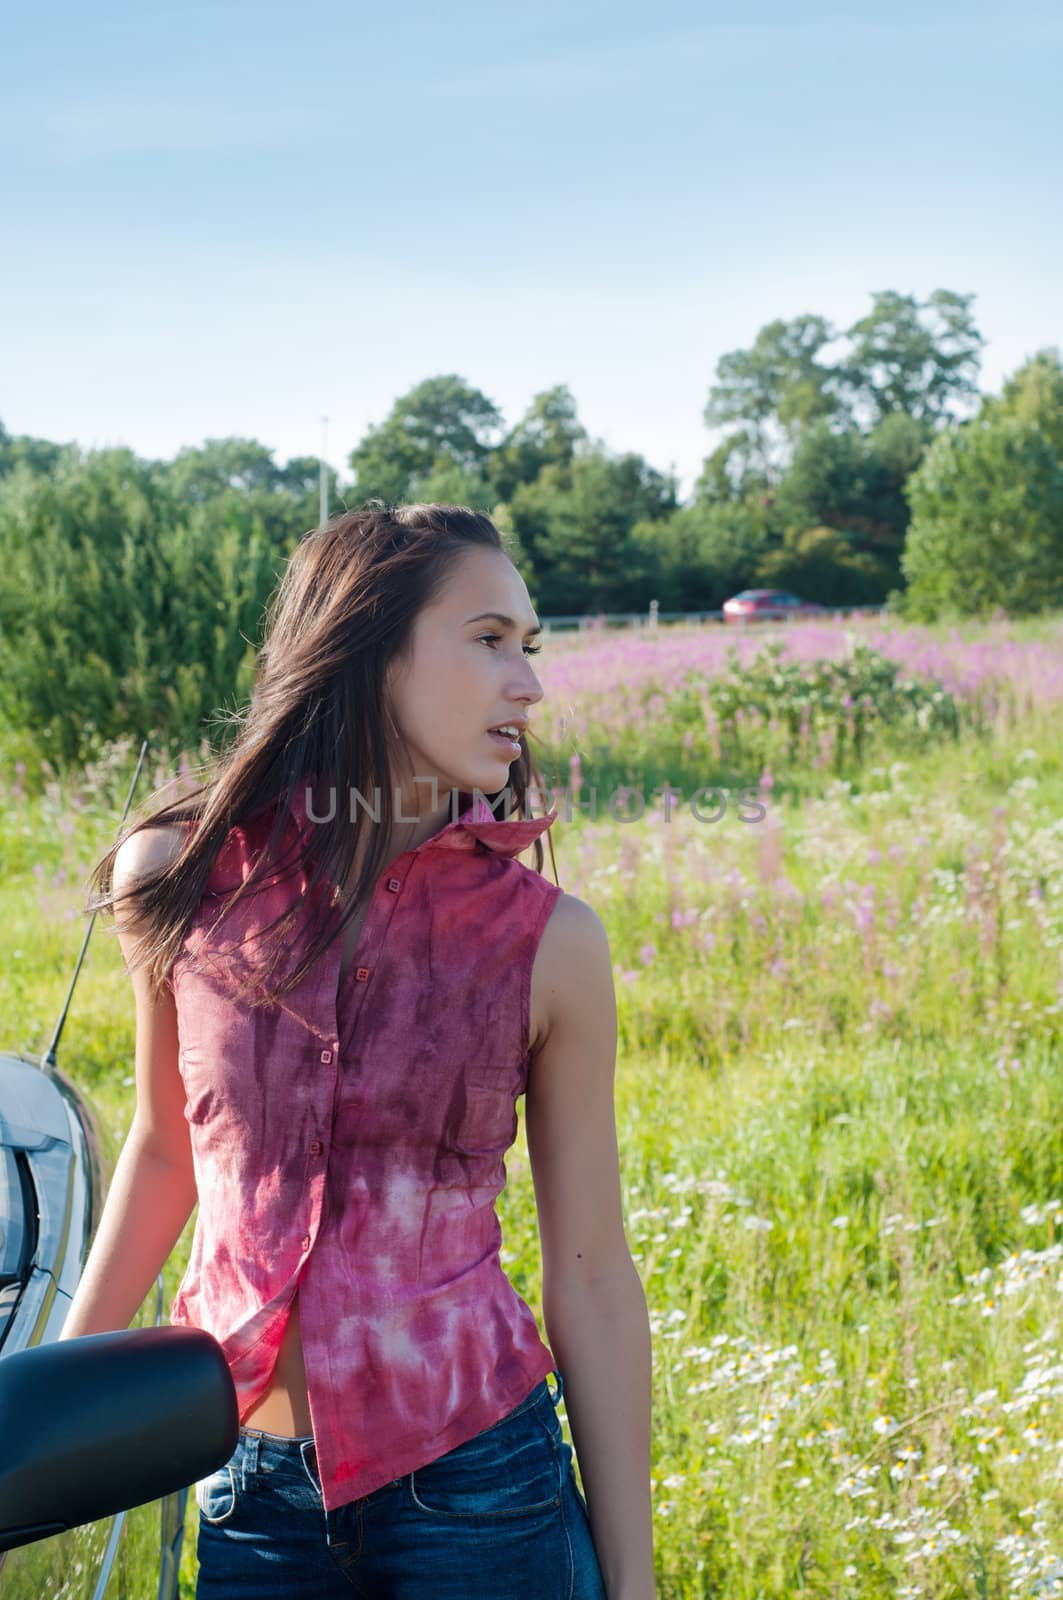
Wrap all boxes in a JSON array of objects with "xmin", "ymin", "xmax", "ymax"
[{"xmin": 487, "ymin": 730, "xmax": 521, "ymax": 756}]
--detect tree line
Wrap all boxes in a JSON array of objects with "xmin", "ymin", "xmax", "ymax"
[{"xmin": 1, "ymin": 287, "xmax": 1061, "ymax": 768}]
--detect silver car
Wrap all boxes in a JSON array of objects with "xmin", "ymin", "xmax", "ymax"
[{"xmin": 0, "ymin": 1048, "xmax": 236, "ymax": 1596}]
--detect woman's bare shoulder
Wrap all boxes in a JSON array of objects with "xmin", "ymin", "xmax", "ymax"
[
  {"xmin": 530, "ymin": 890, "xmax": 613, "ymax": 1055},
  {"xmin": 538, "ymin": 888, "xmax": 606, "ymax": 947},
  {"xmin": 113, "ymin": 820, "xmax": 188, "ymax": 897}
]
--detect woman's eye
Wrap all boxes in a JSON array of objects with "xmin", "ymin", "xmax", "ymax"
[{"xmin": 478, "ymin": 634, "xmax": 541, "ymax": 657}]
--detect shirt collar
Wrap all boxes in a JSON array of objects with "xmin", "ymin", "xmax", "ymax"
[{"xmin": 286, "ymin": 784, "xmax": 556, "ymax": 861}]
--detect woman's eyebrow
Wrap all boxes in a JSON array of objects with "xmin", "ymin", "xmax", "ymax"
[{"xmin": 463, "ymin": 610, "xmax": 542, "ymax": 637}]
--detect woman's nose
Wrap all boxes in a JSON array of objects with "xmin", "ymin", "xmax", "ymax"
[{"xmin": 516, "ymin": 663, "xmax": 544, "ymax": 704}]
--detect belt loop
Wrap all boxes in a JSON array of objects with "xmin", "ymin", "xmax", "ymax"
[
  {"xmin": 548, "ymin": 1368, "xmax": 564, "ymax": 1407},
  {"xmin": 240, "ymin": 1429, "xmax": 259, "ymax": 1489},
  {"xmin": 300, "ymin": 1436, "xmax": 322, "ymax": 1496}
]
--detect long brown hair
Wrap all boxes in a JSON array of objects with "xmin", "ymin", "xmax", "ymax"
[{"xmin": 87, "ymin": 502, "xmax": 560, "ymax": 1003}]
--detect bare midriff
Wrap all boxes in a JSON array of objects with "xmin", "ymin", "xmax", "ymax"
[{"xmin": 242, "ymin": 1295, "xmax": 314, "ymax": 1434}]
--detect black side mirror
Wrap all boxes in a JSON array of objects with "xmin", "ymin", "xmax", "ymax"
[{"xmin": 0, "ymin": 1325, "xmax": 238, "ymax": 1552}]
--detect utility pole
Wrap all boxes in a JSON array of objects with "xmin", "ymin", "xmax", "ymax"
[{"xmin": 319, "ymin": 415, "xmax": 329, "ymax": 528}]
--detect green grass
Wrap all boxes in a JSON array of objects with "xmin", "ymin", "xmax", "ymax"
[{"xmin": 3, "ymin": 619, "xmax": 1062, "ymax": 1597}]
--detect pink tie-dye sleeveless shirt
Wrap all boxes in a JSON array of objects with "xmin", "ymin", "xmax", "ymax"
[{"xmin": 165, "ymin": 783, "xmax": 563, "ymax": 1512}]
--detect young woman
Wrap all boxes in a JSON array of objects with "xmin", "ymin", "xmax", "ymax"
[{"xmin": 61, "ymin": 503, "xmax": 655, "ymax": 1599}]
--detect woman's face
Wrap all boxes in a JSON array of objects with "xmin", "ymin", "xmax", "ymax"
[{"xmin": 386, "ymin": 545, "xmax": 544, "ymax": 811}]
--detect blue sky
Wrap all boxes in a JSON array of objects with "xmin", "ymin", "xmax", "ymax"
[{"xmin": 2, "ymin": 1, "xmax": 1059, "ymax": 502}]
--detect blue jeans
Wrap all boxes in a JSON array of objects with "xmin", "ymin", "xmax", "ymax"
[{"xmin": 194, "ymin": 1369, "xmax": 607, "ymax": 1598}]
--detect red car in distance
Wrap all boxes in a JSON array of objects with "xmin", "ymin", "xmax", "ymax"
[{"xmin": 722, "ymin": 589, "xmax": 826, "ymax": 623}]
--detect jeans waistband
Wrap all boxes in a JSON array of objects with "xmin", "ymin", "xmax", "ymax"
[
  {"xmin": 235, "ymin": 1368, "xmax": 564, "ymax": 1492},
  {"xmin": 235, "ymin": 1425, "xmax": 321, "ymax": 1493}
]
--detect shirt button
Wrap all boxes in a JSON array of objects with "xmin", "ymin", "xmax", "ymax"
[
  {"xmin": 320, "ymin": 1049, "xmax": 333, "ymax": 1064},
  {"xmin": 309, "ymin": 1139, "xmax": 322, "ymax": 1156},
  {"xmin": 300, "ymin": 1235, "xmax": 311, "ymax": 1252},
  {"xmin": 386, "ymin": 877, "xmax": 401, "ymax": 892},
  {"xmin": 355, "ymin": 966, "xmax": 371, "ymax": 982}
]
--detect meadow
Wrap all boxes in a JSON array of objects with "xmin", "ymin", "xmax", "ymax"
[{"xmin": 2, "ymin": 609, "xmax": 1062, "ymax": 1598}]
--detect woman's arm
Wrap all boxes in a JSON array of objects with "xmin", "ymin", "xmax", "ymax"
[
  {"xmin": 525, "ymin": 893, "xmax": 656, "ymax": 1600},
  {"xmin": 59, "ymin": 825, "xmax": 199, "ymax": 1340}
]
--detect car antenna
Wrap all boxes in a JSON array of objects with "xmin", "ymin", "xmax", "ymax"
[{"xmin": 39, "ymin": 738, "xmax": 151, "ymax": 1078}]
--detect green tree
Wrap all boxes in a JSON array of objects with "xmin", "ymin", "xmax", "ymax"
[
  {"xmin": 156, "ymin": 438, "xmax": 333, "ymax": 556},
  {"xmin": 347, "ymin": 375, "xmax": 503, "ymax": 506},
  {"xmin": 771, "ymin": 412, "xmax": 931, "ymax": 586},
  {"xmin": 755, "ymin": 525, "xmax": 896, "ymax": 606},
  {"xmin": 837, "ymin": 289, "xmax": 984, "ymax": 430},
  {"xmin": 695, "ymin": 289, "xmax": 983, "ymax": 503},
  {"xmin": 484, "ymin": 385, "xmax": 588, "ymax": 503},
  {"xmin": 693, "ymin": 429, "xmax": 776, "ymax": 506},
  {"xmin": 900, "ymin": 353, "xmax": 1063, "ymax": 620},
  {"xmin": 632, "ymin": 500, "xmax": 778, "ymax": 611},
  {"xmin": 507, "ymin": 448, "xmax": 676, "ymax": 614},
  {"xmin": 0, "ymin": 419, "xmax": 71, "ymax": 479},
  {"xmin": 699, "ymin": 313, "xmax": 842, "ymax": 493},
  {"xmin": 0, "ymin": 448, "xmax": 276, "ymax": 766},
  {"xmin": 405, "ymin": 454, "xmax": 499, "ymax": 513},
  {"xmin": 275, "ymin": 454, "xmax": 332, "ymax": 501},
  {"xmin": 163, "ymin": 438, "xmax": 284, "ymax": 502},
  {"xmin": 978, "ymin": 345, "xmax": 1063, "ymax": 454}
]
